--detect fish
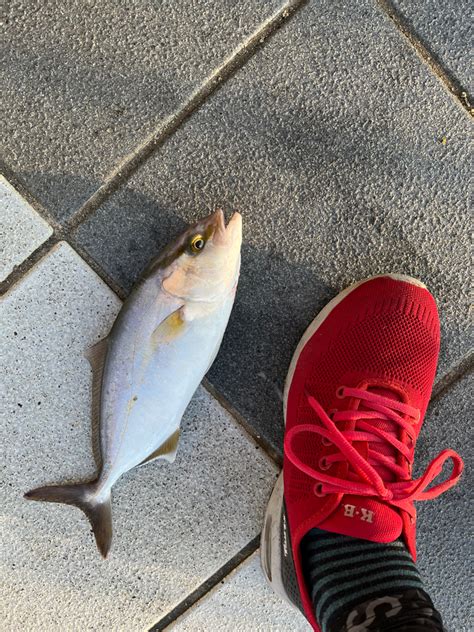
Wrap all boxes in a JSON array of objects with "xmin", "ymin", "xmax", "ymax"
[{"xmin": 25, "ymin": 210, "xmax": 242, "ymax": 557}]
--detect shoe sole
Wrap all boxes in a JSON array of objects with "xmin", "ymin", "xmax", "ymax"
[{"xmin": 260, "ymin": 274, "xmax": 426, "ymax": 604}]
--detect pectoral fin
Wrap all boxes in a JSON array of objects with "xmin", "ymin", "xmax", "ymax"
[
  {"xmin": 138, "ymin": 429, "xmax": 181, "ymax": 467},
  {"xmin": 150, "ymin": 308, "xmax": 186, "ymax": 351},
  {"xmin": 85, "ymin": 337, "xmax": 108, "ymax": 468}
]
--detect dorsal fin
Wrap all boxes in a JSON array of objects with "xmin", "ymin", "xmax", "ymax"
[
  {"xmin": 138, "ymin": 429, "xmax": 181, "ymax": 467},
  {"xmin": 85, "ymin": 337, "xmax": 108, "ymax": 468}
]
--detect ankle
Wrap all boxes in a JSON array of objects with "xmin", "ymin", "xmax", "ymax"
[{"xmin": 300, "ymin": 529, "xmax": 444, "ymax": 632}]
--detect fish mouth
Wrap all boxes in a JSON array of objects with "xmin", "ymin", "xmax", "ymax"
[{"xmin": 211, "ymin": 209, "xmax": 242, "ymax": 246}]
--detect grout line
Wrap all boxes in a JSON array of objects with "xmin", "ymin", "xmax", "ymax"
[
  {"xmin": 376, "ymin": 0, "xmax": 473, "ymax": 117},
  {"xmin": 206, "ymin": 349, "xmax": 474, "ymax": 468},
  {"xmin": 0, "ymin": 235, "xmax": 60, "ymax": 296},
  {"xmin": 67, "ymin": 234, "xmax": 128, "ymax": 300},
  {"xmin": 1, "ymin": 4, "xmax": 470, "ymax": 626},
  {"xmin": 430, "ymin": 351, "xmax": 473, "ymax": 404},
  {"xmin": 202, "ymin": 377, "xmax": 282, "ymax": 467},
  {"xmin": 3, "ymin": 213, "xmax": 471, "ymax": 464},
  {"xmin": 0, "ymin": 230, "xmax": 127, "ymax": 300},
  {"xmin": 0, "ymin": 158, "xmax": 128, "ymax": 299},
  {"xmin": 0, "ymin": 224, "xmax": 281, "ymax": 465},
  {"xmin": 0, "ymin": 158, "xmax": 63, "ymax": 232},
  {"xmin": 149, "ymin": 354, "xmax": 473, "ymax": 631},
  {"xmin": 2, "ymin": 213, "xmax": 471, "ymax": 464},
  {"xmin": 65, "ymin": 0, "xmax": 307, "ymax": 232},
  {"xmin": 149, "ymin": 536, "xmax": 260, "ymax": 631}
]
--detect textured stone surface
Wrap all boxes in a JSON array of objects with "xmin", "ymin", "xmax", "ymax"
[
  {"xmin": 0, "ymin": 176, "xmax": 52, "ymax": 280},
  {"xmin": 392, "ymin": 0, "xmax": 473, "ymax": 94},
  {"xmin": 77, "ymin": 0, "xmax": 471, "ymax": 451},
  {"xmin": 414, "ymin": 373, "xmax": 473, "ymax": 632},
  {"xmin": 171, "ymin": 552, "xmax": 309, "ymax": 631},
  {"xmin": 171, "ymin": 376, "xmax": 473, "ymax": 632},
  {"xmin": 0, "ymin": 0, "xmax": 283, "ymax": 220},
  {"xmin": 0, "ymin": 242, "xmax": 278, "ymax": 631}
]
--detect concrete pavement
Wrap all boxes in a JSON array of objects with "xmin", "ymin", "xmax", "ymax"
[{"xmin": 1, "ymin": 1, "xmax": 472, "ymax": 629}]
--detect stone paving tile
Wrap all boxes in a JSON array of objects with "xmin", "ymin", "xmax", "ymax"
[
  {"xmin": 170, "ymin": 552, "xmax": 309, "ymax": 631},
  {"xmin": 0, "ymin": 175, "xmax": 52, "ymax": 281},
  {"xmin": 171, "ymin": 374, "xmax": 472, "ymax": 632},
  {"xmin": 412, "ymin": 372, "xmax": 473, "ymax": 632},
  {"xmin": 0, "ymin": 242, "xmax": 278, "ymax": 631},
  {"xmin": 0, "ymin": 0, "xmax": 284, "ymax": 220},
  {"xmin": 392, "ymin": 0, "xmax": 473, "ymax": 94},
  {"xmin": 76, "ymin": 0, "xmax": 472, "ymax": 451}
]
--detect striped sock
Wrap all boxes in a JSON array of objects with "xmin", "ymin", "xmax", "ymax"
[{"xmin": 301, "ymin": 529, "xmax": 444, "ymax": 632}]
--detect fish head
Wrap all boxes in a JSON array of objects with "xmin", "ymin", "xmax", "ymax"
[{"xmin": 149, "ymin": 210, "xmax": 242, "ymax": 303}]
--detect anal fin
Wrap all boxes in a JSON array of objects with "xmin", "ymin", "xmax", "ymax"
[{"xmin": 138, "ymin": 429, "xmax": 181, "ymax": 467}]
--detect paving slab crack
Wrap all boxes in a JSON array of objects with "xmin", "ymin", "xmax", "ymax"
[
  {"xmin": 65, "ymin": 0, "xmax": 308, "ymax": 233},
  {"xmin": 149, "ymin": 536, "xmax": 260, "ymax": 631},
  {"xmin": 376, "ymin": 0, "xmax": 473, "ymax": 116}
]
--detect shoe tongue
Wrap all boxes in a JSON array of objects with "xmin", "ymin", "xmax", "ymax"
[
  {"xmin": 357, "ymin": 385, "xmax": 402, "ymax": 483},
  {"xmin": 317, "ymin": 495, "xmax": 404, "ymax": 542}
]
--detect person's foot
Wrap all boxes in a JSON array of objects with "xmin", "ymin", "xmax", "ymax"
[{"xmin": 261, "ymin": 275, "xmax": 463, "ymax": 631}]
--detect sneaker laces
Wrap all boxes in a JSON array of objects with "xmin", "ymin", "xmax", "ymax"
[{"xmin": 284, "ymin": 387, "xmax": 464, "ymax": 519}]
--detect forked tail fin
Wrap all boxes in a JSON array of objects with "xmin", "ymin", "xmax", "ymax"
[{"xmin": 24, "ymin": 481, "xmax": 112, "ymax": 558}]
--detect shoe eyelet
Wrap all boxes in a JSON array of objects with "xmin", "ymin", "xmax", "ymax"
[
  {"xmin": 328, "ymin": 409, "xmax": 337, "ymax": 419},
  {"xmin": 313, "ymin": 483, "xmax": 326, "ymax": 497},
  {"xmin": 336, "ymin": 386, "xmax": 345, "ymax": 399},
  {"xmin": 321, "ymin": 437, "xmax": 332, "ymax": 447},
  {"xmin": 319, "ymin": 457, "xmax": 330, "ymax": 471}
]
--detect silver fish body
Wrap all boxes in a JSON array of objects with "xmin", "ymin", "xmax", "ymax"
[
  {"xmin": 97, "ymin": 272, "xmax": 235, "ymax": 494},
  {"xmin": 25, "ymin": 210, "xmax": 242, "ymax": 556}
]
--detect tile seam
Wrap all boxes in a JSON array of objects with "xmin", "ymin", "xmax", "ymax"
[
  {"xmin": 65, "ymin": 0, "xmax": 308, "ymax": 232},
  {"xmin": 0, "ymin": 158, "xmax": 62, "ymax": 232},
  {"xmin": 375, "ymin": 0, "xmax": 473, "ymax": 116},
  {"xmin": 430, "ymin": 351, "xmax": 473, "ymax": 403},
  {"xmin": 149, "ymin": 536, "xmax": 260, "ymax": 631},
  {"xmin": 1, "ymin": 232, "xmax": 471, "ymax": 466}
]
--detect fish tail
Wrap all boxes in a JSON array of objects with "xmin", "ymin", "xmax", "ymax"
[{"xmin": 24, "ymin": 481, "xmax": 112, "ymax": 558}]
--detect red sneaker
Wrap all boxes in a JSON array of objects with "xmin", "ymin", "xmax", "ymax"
[{"xmin": 261, "ymin": 275, "xmax": 463, "ymax": 631}]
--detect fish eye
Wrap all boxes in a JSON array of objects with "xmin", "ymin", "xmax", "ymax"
[{"xmin": 190, "ymin": 234, "xmax": 205, "ymax": 253}]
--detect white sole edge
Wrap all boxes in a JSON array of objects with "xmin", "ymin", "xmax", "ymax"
[
  {"xmin": 260, "ymin": 274, "xmax": 426, "ymax": 603},
  {"xmin": 260, "ymin": 472, "xmax": 289, "ymax": 603}
]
